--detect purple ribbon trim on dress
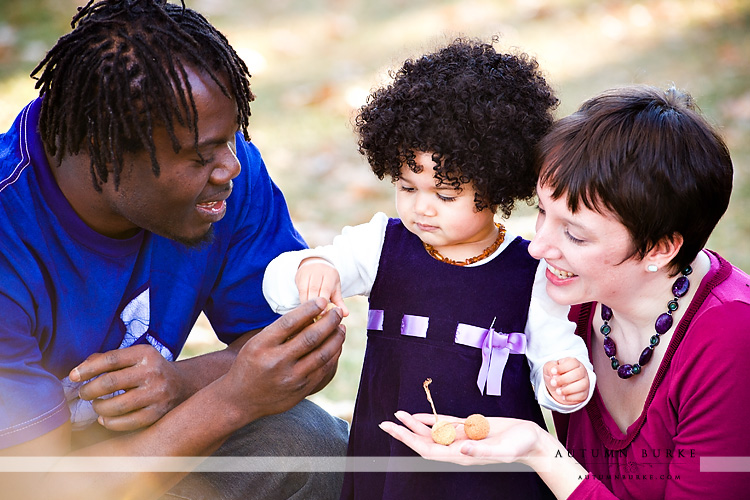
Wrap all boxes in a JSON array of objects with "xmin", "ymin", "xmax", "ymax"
[
  {"xmin": 455, "ymin": 322, "xmax": 527, "ymax": 396},
  {"xmin": 367, "ymin": 309, "xmax": 384, "ymax": 331},
  {"xmin": 400, "ymin": 315, "xmax": 429, "ymax": 338}
]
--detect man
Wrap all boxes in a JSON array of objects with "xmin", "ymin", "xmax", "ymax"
[{"xmin": 0, "ymin": 1, "xmax": 348, "ymax": 498}]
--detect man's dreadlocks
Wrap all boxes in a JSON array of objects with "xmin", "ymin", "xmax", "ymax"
[{"xmin": 31, "ymin": 0, "xmax": 254, "ymax": 190}]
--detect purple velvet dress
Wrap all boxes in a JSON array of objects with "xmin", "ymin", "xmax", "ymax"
[{"xmin": 340, "ymin": 219, "xmax": 554, "ymax": 500}]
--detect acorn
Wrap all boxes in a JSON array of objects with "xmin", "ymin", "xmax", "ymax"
[
  {"xmin": 423, "ymin": 378, "xmax": 456, "ymax": 446},
  {"xmin": 314, "ymin": 301, "xmax": 336, "ymax": 322},
  {"xmin": 287, "ymin": 302, "xmax": 336, "ymax": 341},
  {"xmin": 431, "ymin": 420, "xmax": 456, "ymax": 445},
  {"xmin": 463, "ymin": 413, "xmax": 490, "ymax": 440}
]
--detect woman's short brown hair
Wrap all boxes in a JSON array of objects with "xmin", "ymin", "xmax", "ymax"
[{"xmin": 537, "ymin": 85, "xmax": 733, "ymax": 274}]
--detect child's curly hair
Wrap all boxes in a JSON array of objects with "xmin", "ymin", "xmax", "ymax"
[{"xmin": 355, "ymin": 37, "xmax": 558, "ymax": 217}]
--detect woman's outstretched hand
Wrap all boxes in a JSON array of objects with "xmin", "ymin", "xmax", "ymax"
[
  {"xmin": 380, "ymin": 410, "xmax": 589, "ymax": 498},
  {"xmin": 379, "ymin": 411, "xmax": 545, "ymax": 467}
]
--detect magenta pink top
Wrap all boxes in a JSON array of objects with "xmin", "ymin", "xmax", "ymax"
[{"xmin": 556, "ymin": 251, "xmax": 750, "ymax": 499}]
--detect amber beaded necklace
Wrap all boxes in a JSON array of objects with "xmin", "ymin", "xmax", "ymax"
[{"xmin": 422, "ymin": 222, "xmax": 506, "ymax": 266}]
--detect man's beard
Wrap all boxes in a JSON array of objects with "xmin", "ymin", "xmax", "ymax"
[{"xmin": 170, "ymin": 225, "xmax": 216, "ymax": 249}]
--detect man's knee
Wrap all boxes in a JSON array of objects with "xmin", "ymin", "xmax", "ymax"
[
  {"xmin": 163, "ymin": 400, "xmax": 349, "ymax": 500},
  {"xmin": 219, "ymin": 399, "xmax": 349, "ymax": 458}
]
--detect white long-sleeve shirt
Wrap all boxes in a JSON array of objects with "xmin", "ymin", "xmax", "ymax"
[{"xmin": 263, "ymin": 212, "xmax": 595, "ymax": 413}]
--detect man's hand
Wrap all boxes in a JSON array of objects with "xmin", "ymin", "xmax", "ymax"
[
  {"xmin": 70, "ymin": 344, "xmax": 188, "ymax": 431},
  {"xmin": 543, "ymin": 357, "xmax": 590, "ymax": 405},
  {"xmin": 225, "ymin": 297, "xmax": 346, "ymax": 421},
  {"xmin": 295, "ymin": 257, "xmax": 349, "ymax": 316},
  {"xmin": 69, "ymin": 298, "xmax": 345, "ymax": 432}
]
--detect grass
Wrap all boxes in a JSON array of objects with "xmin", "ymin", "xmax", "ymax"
[{"xmin": 2, "ymin": 0, "xmax": 749, "ymax": 417}]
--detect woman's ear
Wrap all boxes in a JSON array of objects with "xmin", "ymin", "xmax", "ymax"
[{"xmin": 644, "ymin": 233, "xmax": 683, "ymax": 271}]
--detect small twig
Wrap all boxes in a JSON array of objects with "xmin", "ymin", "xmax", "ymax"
[{"xmin": 423, "ymin": 378, "xmax": 438, "ymax": 421}]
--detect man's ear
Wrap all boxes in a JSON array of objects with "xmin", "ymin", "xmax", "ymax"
[{"xmin": 645, "ymin": 233, "xmax": 683, "ymax": 270}]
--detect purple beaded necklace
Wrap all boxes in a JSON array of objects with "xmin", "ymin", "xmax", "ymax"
[{"xmin": 600, "ymin": 265, "xmax": 692, "ymax": 379}]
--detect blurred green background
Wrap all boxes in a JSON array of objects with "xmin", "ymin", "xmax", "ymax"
[{"xmin": 2, "ymin": 0, "xmax": 748, "ymax": 419}]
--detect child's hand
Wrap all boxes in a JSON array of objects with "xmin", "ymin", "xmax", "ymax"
[
  {"xmin": 543, "ymin": 357, "xmax": 590, "ymax": 406},
  {"xmin": 295, "ymin": 257, "xmax": 349, "ymax": 317}
]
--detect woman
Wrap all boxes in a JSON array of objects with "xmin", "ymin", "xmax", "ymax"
[{"xmin": 379, "ymin": 85, "xmax": 750, "ymax": 499}]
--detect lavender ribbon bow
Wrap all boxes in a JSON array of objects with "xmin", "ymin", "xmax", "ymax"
[{"xmin": 455, "ymin": 320, "xmax": 527, "ymax": 396}]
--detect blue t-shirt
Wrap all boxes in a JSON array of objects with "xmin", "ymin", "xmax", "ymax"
[{"xmin": 0, "ymin": 99, "xmax": 306, "ymax": 448}]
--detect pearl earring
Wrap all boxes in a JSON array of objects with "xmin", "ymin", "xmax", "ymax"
[{"xmin": 647, "ymin": 264, "xmax": 658, "ymax": 273}]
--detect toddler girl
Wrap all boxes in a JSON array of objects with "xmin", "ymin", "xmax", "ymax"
[{"xmin": 263, "ymin": 38, "xmax": 594, "ymax": 500}]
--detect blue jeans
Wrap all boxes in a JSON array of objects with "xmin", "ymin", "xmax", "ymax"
[{"xmin": 163, "ymin": 399, "xmax": 349, "ymax": 500}]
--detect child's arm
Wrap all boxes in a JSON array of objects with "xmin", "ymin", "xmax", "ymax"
[
  {"xmin": 262, "ymin": 212, "xmax": 389, "ymax": 315},
  {"xmin": 525, "ymin": 259, "xmax": 596, "ymax": 414}
]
